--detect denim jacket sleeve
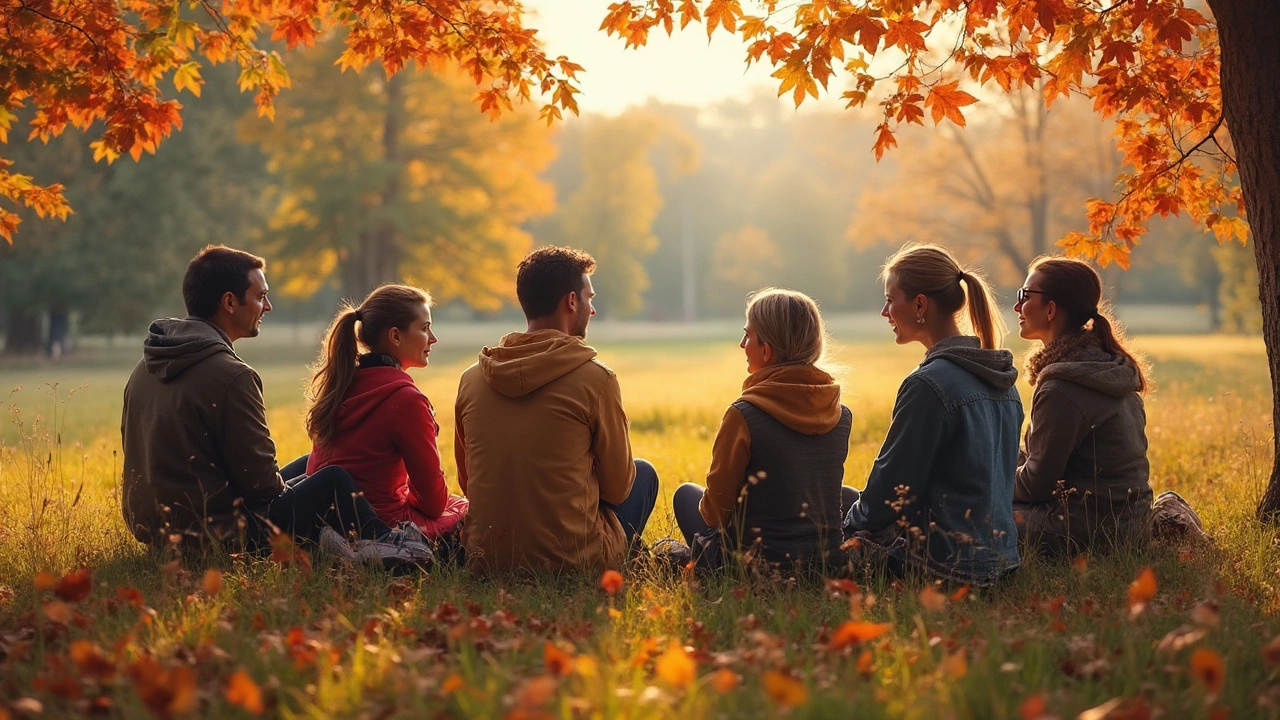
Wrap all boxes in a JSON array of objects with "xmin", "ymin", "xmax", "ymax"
[{"xmin": 848, "ymin": 375, "xmax": 949, "ymax": 533}]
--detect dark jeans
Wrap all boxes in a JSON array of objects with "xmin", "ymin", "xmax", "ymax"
[
  {"xmin": 675, "ymin": 483, "xmax": 862, "ymax": 546},
  {"xmin": 602, "ymin": 459, "xmax": 660, "ymax": 546},
  {"xmin": 267, "ymin": 454, "xmax": 390, "ymax": 543}
]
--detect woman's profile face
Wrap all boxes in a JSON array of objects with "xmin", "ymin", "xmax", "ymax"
[
  {"xmin": 740, "ymin": 318, "xmax": 770, "ymax": 373},
  {"xmin": 1015, "ymin": 270, "xmax": 1052, "ymax": 341},
  {"xmin": 388, "ymin": 303, "xmax": 437, "ymax": 370},
  {"xmin": 882, "ymin": 274, "xmax": 921, "ymax": 346}
]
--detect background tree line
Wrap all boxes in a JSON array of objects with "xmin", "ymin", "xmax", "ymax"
[{"xmin": 0, "ymin": 41, "xmax": 1260, "ymax": 356}]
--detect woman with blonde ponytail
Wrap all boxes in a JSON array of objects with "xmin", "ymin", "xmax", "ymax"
[
  {"xmin": 1012, "ymin": 256, "xmax": 1156, "ymax": 555},
  {"xmin": 844, "ymin": 243, "xmax": 1023, "ymax": 586},
  {"xmin": 302, "ymin": 284, "xmax": 467, "ymax": 545}
]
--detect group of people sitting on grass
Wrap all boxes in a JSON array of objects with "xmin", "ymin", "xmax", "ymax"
[{"xmin": 121, "ymin": 242, "xmax": 1200, "ymax": 586}]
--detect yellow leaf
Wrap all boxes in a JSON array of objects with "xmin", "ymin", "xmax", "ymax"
[
  {"xmin": 655, "ymin": 640, "xmax": 696, "ymax": 688},
  {"xmin": 225, "ymin": 669, "xmax": 265, "ymax": 714},
  {"xmin": 174, "ymin": 62, "xmax": 204, "ymax": 98},
  {"xmin": 762, "ymin": 670, "xmax": 808, "ymax": 708}
]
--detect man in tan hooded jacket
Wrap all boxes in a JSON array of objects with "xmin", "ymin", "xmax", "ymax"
[{"xmin": 455, "ymin": 246, "xmax": 658, "ymax": 573}]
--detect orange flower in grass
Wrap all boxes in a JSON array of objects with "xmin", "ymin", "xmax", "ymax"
[{"xmin": 600, "ymin": 569, "xmax": 623, "ymax": 595}]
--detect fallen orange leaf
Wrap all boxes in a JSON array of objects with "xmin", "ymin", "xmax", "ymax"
[
  {"xmin": 43, "ymin": 600, "xmax": 72, "ymax": 625},
  {"xmin": 1190, "ymin": 646, "xmax": 1225, "ymax": 695},
  {"xmin": 711, "ymin": 667, "xmax": 740, "ymax": 693},
  {"xmin": 515, "ymin": 674, "xmax": 557, "ymax": 708},
  {"xmin": 1076, "ymin": 696, "xmax": 1151, "ymax": 720},
  {"xmin": 1127, "ymin": 567, "xmax": 1157, "ymax": 614},
  {"xmin": 1071, "ymin": 555, "xmax": 1089, "ymax": 575},
  {"xmin": 655, "ymin": 640, "xmax": 696, "ymax": 688},
  {"xmin": 600, "ymin": 569, "xmax": 623, "ymax": 595},
  {"xmin": 543, "ymin": 641, "xmax": 573, "ymax": 677},
  {"xmin": 202, "ymin": 569, "xmax": 223, "ymax": 596},
  {"xmin": 941, "ymin": 650, "xmax": 967, "ymax": 679},
  {"xmin": 33, "ymin": 571, "xmax": 56, "ymax": 591},
  {"xmin": 69, "ymin": 641, "xmax": 117, "ymax": 680},
  {"xmin": 919, "ymin": 585, "xmax": 947, "ymax": 612},
  {"xmin": 828, "ymin": 621, "xmax": 892, "ymax": 650},
  {"xmin": 1262, "ymin": 634, "xmax": 1280, "ymax": 665},
  {"xmin": 1019, "ymin": 693, "xmax": 1047, "ymax": 720},
  {"xmin": 856, "ymin": 649, "xmax": 874, "ymax": 678},
  {"xmin": 441, "ymin": 673, "xmax": 465, "ymax": 694},
  {"xmin": 949, "ymin": 585, "xmax": 970, "ymax": 603},
  {"xmin": 762, "ymin": 670, "xmax": 808, "ymax": 708},
  {"xmin": 225, "ymin": 669, "xmax": 264, "ymax": 714},
  {"xmin": 54, "ymin": 567, "xmax": 93, "ymax": 603}
]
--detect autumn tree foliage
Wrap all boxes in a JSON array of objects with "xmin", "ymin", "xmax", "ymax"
[
  {"xmin": 0, "ymin": 0, "xmax": 582, "ymax": 243},
  {"xmin": 601, "ymin": 0, "xmax": 1280, "ymax": 519},
  {"xmin": 242, "ymin": 36, "xmax": 556, "ymax": 304}
]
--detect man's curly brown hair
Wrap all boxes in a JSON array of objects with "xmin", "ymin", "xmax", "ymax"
[{"xmin": 516, "ymin": 246, "xmax": 597, "ymax": 320}]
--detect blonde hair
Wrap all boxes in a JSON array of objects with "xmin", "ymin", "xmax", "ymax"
[
  {"xmin": 882, "ymin": 243, "xmax": 1006, "ymax": 350},
  {"xmin": 745, "ymin": 288, "xmax": 830, "ymax": 367}
]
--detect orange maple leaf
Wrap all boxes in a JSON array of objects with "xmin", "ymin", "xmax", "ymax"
[{"xmin": 925, "ymin": 81, "xmax": 977, "ymax": 127}]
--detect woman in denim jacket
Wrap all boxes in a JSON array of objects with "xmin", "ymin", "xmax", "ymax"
[{"xmin": 844, "ymin": 244, "xmax": 1023, "ymax": 586}]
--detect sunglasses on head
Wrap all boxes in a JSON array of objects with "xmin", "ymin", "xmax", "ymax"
[{"xmin": 1017, "ymin": 288, "xmax": 1045, "ymax": 303}]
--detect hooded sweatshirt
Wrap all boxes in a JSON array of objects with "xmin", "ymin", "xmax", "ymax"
[
  {"xmin": 1015, "ymin": 332, "xmax": 1151, "ymax": 551},
  {"xmin": 121, "ymin": 318, "xmax": 283, "ymax": 546},
  {"xmin": 306, "ymin": 366, "xmax": 467, "ymax": 538},
  {"xmin": 699, "ymin": 363, "xmax": 852, "ymax": 568},
  {"xmin": 454, "ymin": 329, "xmax": 635, "ymax": 573},
  {"xmin": 848, "ymin": 335, "xmax": 1024, "ymax": 585}
]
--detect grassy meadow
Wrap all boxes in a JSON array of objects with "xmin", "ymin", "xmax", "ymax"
[{"xmin": 0, "ymin": 321, "xmax": 1278, "ymax": 718}]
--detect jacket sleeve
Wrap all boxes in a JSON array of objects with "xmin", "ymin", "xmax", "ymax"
[
  {"xmin": 1015, "ymin": 384, "xmax": 1091, "ymax": 503},
  {"xmin": 392, "ymin": 389, "xmax": 448, "ymax": 518},
  {"xmin": 592, "ymin": 372, "xmax": 635, "ymax": 506},
  {"xmin": 848, "ymin": 376, "xmax": 948, "ymax": 533},
  {"xmin": 454, "ymin": 393, "xmax": 469, "ymax": 496},
  {"xmin": 218, "ymin": 369, "xmax": 284, "ymax": 506},
  {"xmin": 699, "ymin": 406, "xmax": 752, "ymax": 527}
]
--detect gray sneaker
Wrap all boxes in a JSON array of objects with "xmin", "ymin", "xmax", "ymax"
[
  {"xmin": 354, "ymin": 522, "xmax": 434, "ymax": 571},
  {"xmin": 317, "ymin": 526, "xmax": 359, "ymax": 563}
]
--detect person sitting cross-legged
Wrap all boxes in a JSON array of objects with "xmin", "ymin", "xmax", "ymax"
[
  {"xmin": 120, "ymin": 245, "xmax": 430, "ymax": 567},
  {"xmin": 302, "ymin": 284, "xmax": 468, "ymax": 557},
  {"xmin": 454, "ymin": 246, "xmax": 659, "ymax": 574},
  {"xmin": 671, "ymin": 288, "xmax": 853, "ymax": 577}
]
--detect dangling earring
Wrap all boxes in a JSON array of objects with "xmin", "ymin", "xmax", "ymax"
[{"xmin": 915, "ymin": 315, "xmax": 925, "ymax": 325}]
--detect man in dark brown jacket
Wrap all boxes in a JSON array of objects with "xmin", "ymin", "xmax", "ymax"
[{"xmin": 122, "ymin": 246, "xmax": 396, "ymax": 551}]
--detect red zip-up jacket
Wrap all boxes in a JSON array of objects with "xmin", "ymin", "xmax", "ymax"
[{"xmin": 307, "ymin": 366, "xmax": 466, "ymax": 538}]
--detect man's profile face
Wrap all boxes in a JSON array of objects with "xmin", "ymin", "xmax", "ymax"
[
  {"xmin": 573, "ymin": 274, "xmax": 596, "ymax": 339},
  {"xmin": 228, "ymin": 269, "xmax": 272, "ymax": 341}
]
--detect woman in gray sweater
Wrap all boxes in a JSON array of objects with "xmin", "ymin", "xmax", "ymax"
[{"xmin": 1013, "ymin": 257, "xmax": 1153, "ymax": 555}]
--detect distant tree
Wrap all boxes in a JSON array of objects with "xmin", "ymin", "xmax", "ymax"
[
  {"xmin": 0, "ymin": 65, "xmax": 268, "ymax": 354},
  {"xmin": 551, "ymin": 112, "xmax": 699, "ymax": 317},
  {"xmin": 709, "ymin": 225, "xmax": 782, "ymax": 315},
  {"xmin": 243, "ymin": 37, "xmax": 556, "ymax": 305}
]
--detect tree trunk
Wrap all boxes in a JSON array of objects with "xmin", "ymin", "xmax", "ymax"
[
  {"xmin": 1207, "ymin": 0, "xmax": 1280, "ymax": 520},
  {"xmin": 4, "ymin": 307, "xmax": 43, "ymax": 355}
]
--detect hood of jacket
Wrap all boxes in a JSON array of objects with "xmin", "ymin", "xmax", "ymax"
[
  {"xmin": 738, "ymin": 363, "xmax": 843, "ymax": 434},
  {"xmin": 479, "ymin": 329, "xmax": 599, "ymax": 398},
  {"xmin": 142, "ymin": 318, "xmax": 235, "ymax": 382},
  {"xmin": 921, "ymin": 335, "xmax": 1019, "ymax": 390},
  {"xmin": 335, "ymin": 367, "xmax": 422, "ymax": 432},
  {"xmin": 1036, "ymin": 345, "xmax": 1142, "ymax": 398}
]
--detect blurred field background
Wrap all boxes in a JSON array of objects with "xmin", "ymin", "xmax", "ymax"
[{"xmin": 0, "ymin": 316, "xmax": 1276, "ymax": 718}]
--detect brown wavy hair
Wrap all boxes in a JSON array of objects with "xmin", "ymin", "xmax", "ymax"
[
  {"xmin": 305, "ymin": 284, "xmax": 432, "ymax": 447},
  {"xmin": 1027, "ymin": 256, "xmax": 1148, "ymax": 391},
  {"xmin": 882, "ymin": 243, "xmax": 1006, "ymax": 349}
]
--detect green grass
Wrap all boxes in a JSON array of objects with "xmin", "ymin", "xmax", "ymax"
[{"xmin": 0, "ymin": 332, "xmax": 1277, "ymax": 718}]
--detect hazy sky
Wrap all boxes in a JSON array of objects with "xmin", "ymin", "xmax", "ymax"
[{"xmin": 525, "ymin": 1, "xmax": 827, "ymax": 115}]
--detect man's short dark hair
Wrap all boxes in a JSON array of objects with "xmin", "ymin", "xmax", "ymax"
[
  {"xmin": 183, "ymin": 245, "xmax": 266, "ymax": 320},
  {"xmin": 516, "ymin": 246, "xmax": 597, "ymax": 319}
]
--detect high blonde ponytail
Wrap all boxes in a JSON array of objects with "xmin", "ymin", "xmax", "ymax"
[{"xmin": 882, "ymin": 243, "xmax": 1006, "ymax": 349}]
